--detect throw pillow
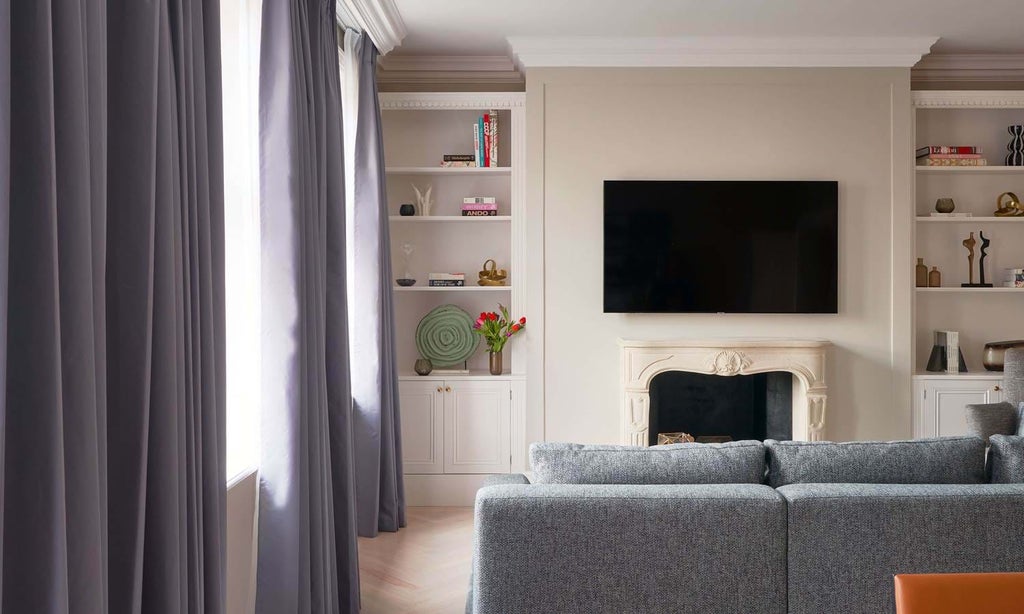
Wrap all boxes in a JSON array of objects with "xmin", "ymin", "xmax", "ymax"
[{"xmin": 989, "ymin": 435, "xmax": 1024, "ymax": 483}]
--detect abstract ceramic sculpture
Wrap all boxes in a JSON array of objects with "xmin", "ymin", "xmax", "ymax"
[
  {"xmin": 961, "ymin": 232, "xmax": 977, "ymax": 286},
  {"xmin": 415, "ymin": 304, "xmax": 480, "ymax": 367},
  {"xmin": 412, "ymin": 184, "xmax": 433, "ymax": 216},
  {"xmin": 1007, "ymin": 125, "xmax": 1024, "ymax": 166},
  {"xmin": 978, "ymin": 231, "xmax": 993, "ymax": 287}
]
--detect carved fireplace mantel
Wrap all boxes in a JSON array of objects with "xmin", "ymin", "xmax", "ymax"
[{"xmin": 620, "ymin": 339, "xmax": 831, "ymax": 445}]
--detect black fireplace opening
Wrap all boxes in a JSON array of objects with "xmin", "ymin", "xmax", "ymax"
[{"xmin": 648, "ymin": 371, "xmax": 793, "ymax": 445}]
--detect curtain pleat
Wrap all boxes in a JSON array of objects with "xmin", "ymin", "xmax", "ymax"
[
  {"xmin": 2, "ymin": 0, "xmax": 225, "ymax": 612},
  {"xmin": 256, "ymin": 0, "xmax": 360, "ymax": 612},
  {"xmin": 349, "ymin": 31, "xmax": 405, "ymax": 537}
]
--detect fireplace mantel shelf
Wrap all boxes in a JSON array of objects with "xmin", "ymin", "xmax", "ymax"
[{"xmin": 619, "ymin": 338, "xmax": 831, "ymax": 445}]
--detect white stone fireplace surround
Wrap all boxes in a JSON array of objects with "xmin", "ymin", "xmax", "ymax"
[{"xmin": 620, "ymin": 339, "xmax": 830, "ymax": 445}]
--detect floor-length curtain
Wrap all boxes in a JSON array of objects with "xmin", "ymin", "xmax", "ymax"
[
  {"xmin": 255, "ymin": 0, "xmax": 360, "ymax": 612},
  {"xmin": 348, "ymin": 30, "xmax": 406, "ymax": 538},
  {"xmin": 2, "ymin": 0, "xmax": 226, "ymax": 612}
]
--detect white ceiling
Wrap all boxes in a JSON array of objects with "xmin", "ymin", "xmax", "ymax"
[{"xmin": 390, "ymin": 0, "xmax": 1024, "ymax": 57}]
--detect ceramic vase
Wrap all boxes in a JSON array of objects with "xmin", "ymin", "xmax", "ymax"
[
  {"xmin": 1007, "ymin": 125, "xmax": 1024, "ymax": 166},
  {"xmin": 414, "ymin": 358, "xmax": 433, "ymax": 375}
]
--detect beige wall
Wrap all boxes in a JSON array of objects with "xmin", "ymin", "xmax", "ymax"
[{"xmin": 526, "ymin": 68, "xmax": 914, "ymax": 444}]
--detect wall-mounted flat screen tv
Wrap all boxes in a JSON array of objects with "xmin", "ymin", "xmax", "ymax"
[{"xmin": 604, "ymin": 180, "xmax": 838, "ymax": 314}]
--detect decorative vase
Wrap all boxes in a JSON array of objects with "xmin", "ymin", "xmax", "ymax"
[
  {"xmin": 982, "ymin": 340, "xmax": 1024, "ymax": 372},
  {"xmin": 414, "ymin": 358, "xmax": 433, "ymax": 376},
  {"xmin": 399, "ymin": 203, "xmax": 416, "ymax": 216},
  {"xmin": 928, "ymin": 266, "xmax": 941, "ymax": 288},
  {"xmin": 915, "ymin": 258, "xmax": 928, "ymax": 288},
  {"xmin": 488, "ymin": 351, "xmax": 503, "ymax": 376},
  {"xmin": 935, "ymin": 198, "xmax": 955, "ymax": 214},
  {"xmin": 1007, "ymin": 125, "xmax": 1024, "ymax": 166}
]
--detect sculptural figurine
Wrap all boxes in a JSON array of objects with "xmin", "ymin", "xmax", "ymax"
[
  {"xmin": 411, "ymin": 183, "xmax": 433, "ymax": 217},
  {"xmin": 978, "ymin": 231, "xmax": 993, "ymax": 287},
  {"xmin": 994, "ymin": 191, "xmax": 1024, "ymax": 217},
  {"xmin": 961, "ymin": 232, "xmax": 979, "ymax": 287}
]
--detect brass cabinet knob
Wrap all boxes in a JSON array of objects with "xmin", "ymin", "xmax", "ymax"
[
  {"xmin": 445, "ymin": 386, "xmax": 452, "ymax": 393},
  {"xmin": 436, "ymin": 386, "xmax": 443, "ymax": 393},
  {"xmin": 994, "ymin": 385, "xmax": 1002, "ymax": 391}
]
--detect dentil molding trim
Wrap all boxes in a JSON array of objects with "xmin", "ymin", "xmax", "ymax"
[
  {"xmin": 336, "ymin": 0, "xmax": 406, "ymax": 55},
  {"xmin": 507, "ymin": 36, "xmax": 938, "ymax": 69},
  {"xmin": 912, "ymin": 90, "xmax": 1024, "ymax": 109},
  {"xmin": 378, "ymin": 92, "xmax": 525, "ymax": 111}
]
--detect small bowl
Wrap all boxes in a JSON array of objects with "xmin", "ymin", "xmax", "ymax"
[{"xmin": 396, "ymin": 278, "xmax": 416, "ymax": 287}]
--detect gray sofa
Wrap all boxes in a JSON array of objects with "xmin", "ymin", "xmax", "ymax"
[{"xmin": 468, "ymin": 437, "xmax": 1024, "ymax": 614}]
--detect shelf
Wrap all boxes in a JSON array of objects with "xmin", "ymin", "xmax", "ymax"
[
  {"xmin": 916, "ymin": 216, "xmax": 1024, "ymax": 223},
  {"xmin": 913, "ymin": 371, "xmax": 1003, "ymax": 380},
  {"xmin": 385, "ymin": 166, "xmax": 511, "ymax": 175},
  {"xmin": 916, "ymin": 166, "xmax": 1024, "ymax": 174},
  {"xmin": 389, "ymin": 215, "xmax": 511, "ymax": 223},
  {"xmin": 398, "ymin": 372, "xmax": 526, "ymax": 382},
  {"xmin": 916, "ymin": 287, "xmax": 1024, "ymax": 293},
  {"xmin": 394, "ymin": 285, "xmax": 511, "ymax": 292}
]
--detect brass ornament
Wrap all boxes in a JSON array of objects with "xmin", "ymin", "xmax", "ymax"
[
  {"xmin": 994, "ymin": 191, "xmax": 1024, "ymax": 217},
  {"xmin": 477, "ymin": 259, "xmax": 508, "ymax": 286}
]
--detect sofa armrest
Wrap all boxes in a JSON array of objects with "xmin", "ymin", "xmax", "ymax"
[
  {"xmin": 479, "ymin": 473, "xmax": 530, "ymax": 488},
  {"xmin": 471, "ymin": 484, "xmax": 786, "ymax": 614}
]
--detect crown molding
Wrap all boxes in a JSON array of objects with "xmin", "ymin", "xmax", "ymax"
[
  {"xmin": 912, "ymin": 90, "xmax": 1024, "ymax": 109},
  {"xmin": 336, "ymin": 0, "xmax": 406, "ymax": 55},
  {"xmin": 379, "ymin": 92, "xmax": 525, "ymax": 111},
  {"xmin": 912, "ymin": 54, "xmax": 1024, "ymax": 84},
  {"xmin": 507, "ymin": 36, "xmax": 938, "ymax": 69},
  {"xmin": 377, "ymin": 55, "xmax": 524, "ymax": 88}
]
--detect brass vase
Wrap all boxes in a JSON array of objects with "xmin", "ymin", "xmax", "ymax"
[{"xmin": 488, "ymin": 351, "xmax": 503, "ymax": 376}]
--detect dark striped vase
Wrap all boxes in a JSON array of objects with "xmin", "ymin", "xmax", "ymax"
[{"xmin": 1007, "ymin": 125, "xmax": 1024, "ymax": 166}]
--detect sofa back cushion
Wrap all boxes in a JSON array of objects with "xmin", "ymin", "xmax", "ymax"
[
  {"xmin": 1017, "ymin": 402, "xmax": 1024, "ymax": 436},
  {"xmin": 765, "ymin": 437, "xmax": 986, "ymax": 487},
  {"xmin": 529, "ymin": 441, "xmax": 766, "ymax": 485},
  {"xmin": 988, "ymin": 435, "xmax": 1024, "ymax": 483}
]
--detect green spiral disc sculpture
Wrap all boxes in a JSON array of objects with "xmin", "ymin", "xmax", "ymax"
[{"xmin": 415, "ymin": 304, "xmax": 480, "ymax": 367}]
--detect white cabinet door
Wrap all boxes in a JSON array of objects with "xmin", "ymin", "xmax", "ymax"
[
  {"xmin": 915, "ymin": 378, "xmax": 1003, "ymax": 438},
  {"xmin": 399, "ymin": 380, "xmax": 444, "ymax": 474},
  {"xmin": 443, "ymin": 380, "xmax": 511, "ymax": 474}
]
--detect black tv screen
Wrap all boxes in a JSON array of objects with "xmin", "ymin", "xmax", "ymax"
[{"xmin": 604, "ymin": 180, "xmax": 838, "ymax": 314}]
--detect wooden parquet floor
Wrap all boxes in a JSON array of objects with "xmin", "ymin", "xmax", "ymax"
[{"xmin": 359, "ymin": 507, "xmax": 474, "ymax": 614}]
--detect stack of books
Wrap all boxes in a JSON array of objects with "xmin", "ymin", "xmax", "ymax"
[
  {"xmin": 441, "ymin": 154, "xmax": 477, "ymax": 168},
  {"xmin": 473, "ymin": 110, "xmax": 498, "ymax": 168},
  {"xmin": 428, "ymin": 273, "xmax": 465, "ymax": 287},
  {"xmin": 462, "ymin": 197, "xmax": 498, "ymax": 217},
  {"xmin": 916, "ymin": 146, "xmax": 987, "ymax": 166},
  {"xmin": 1004, "ymin": 268, "xmax": 1024, "ymax": 288}
]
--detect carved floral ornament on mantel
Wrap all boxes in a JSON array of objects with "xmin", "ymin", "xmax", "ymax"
[{"xmin": 705, "ymin": 350, "xmax": 753, "ymax": 376}]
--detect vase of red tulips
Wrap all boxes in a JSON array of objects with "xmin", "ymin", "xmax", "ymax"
[{"xmin": 473, "ymin": 304, "xmax": 526, "ymax": 375}]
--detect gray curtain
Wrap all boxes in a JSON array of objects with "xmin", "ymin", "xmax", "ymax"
[
  {"xmin": 256, "ymin": 0, "xmax": 360, "ymax": 612},
  {"xmin": 2, "ymin": 0, "xmax": 226, "ymax": 612},
  {"xmin": 350, "ymin": 31, "xmax": 405, "ymax": 538}
]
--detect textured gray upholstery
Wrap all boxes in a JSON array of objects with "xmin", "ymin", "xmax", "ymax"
[
  {"xmin": 966, "ymin": 401, "xmax": 1018, "ymax": 441},
  {"xmin": 1006, "ymin": 349, "xmax": 1024, "ymax": 406},
  {"xmin": 780, "ymin": 483, "xmax": 1024, "ymax": 614},
  {"xmin": 765, "ymin": 437, "xmax": 985, "ymax": 487},
  {"xmin": 479, "ymin": 473, "xmax": 530, "ymax": 487},
  {"xmin": 1017, "ymin": 402, "xmax": 1024, "ymax": 436},
  {"xmin": 529, "ymin": 441, "xmax": 766, "ymax": 484},
  {"xmin": 471, "ymin": 484, "xmax": 787, "ymax": 614},
  {"xmin": 989, "ymin": 435, "xmax": 1024, "ymax": 483}
]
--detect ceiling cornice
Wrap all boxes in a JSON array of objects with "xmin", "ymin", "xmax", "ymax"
[
  {"xmin": 336, "ymin": 0, "xmax": 407, "ymax": 55},
  {"xmin": 912, "ymin": 54, "xmax": 1024, "ymax": 84},
  {"xmin": 507, "ymin": 36, "xmax": 938, "ymax": 69},
  {"xmin": 377, "ymin": 55, "xmax": 524, "ymax": 88}
]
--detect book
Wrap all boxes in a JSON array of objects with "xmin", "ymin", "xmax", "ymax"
[
  {"xmin": 929, "ymin": 212, "xmax": 973, "ymax": 217},
  {"xmin": 463, "ymin": 196, "xmax": 497, "ymax": 204},
  {"xmin": 428, "ymin": 273, "xmax": 465, "ymax": 281},
  {"xmin": 428, "ymin": 280, "xmax": 466, "ymax": 287},
  {"xmin": 473, "ymin": 122, "xmax": 481, "ymax": 167},
  {"xmin": 443, "ymin": 154, "xmax": 476, "ymax": 162},
  {"xmin": 440, "ymin": 161, "xmax": 478, "ymax": 168},
  {"xmin": 944, "ymin": 330, "xmax": 960, "ymax": 374},
  {"xmin": 916, "ymin": 146, "xmax": 982, "ymax": 157},
  {"xmin": 462, "ymin": 210, "xmax": 498, "ymax": 217},
  {"xmin": 482, "ymin": 113, "xmax": 491, "ymax": 168},
  {"xmin": 488, "ymin": 110, "xmax": 498, "ymax": 167},
  {"xmin": 920, "ymin": 153, "xmax": 984, "ymax": 160},
  {"xmin": 917, "ymin": 158, "xmax": 989, "ymax": 166},
  {"xmin": 478, "ymin": 117, "xmax": 486, "ymax": 168}
]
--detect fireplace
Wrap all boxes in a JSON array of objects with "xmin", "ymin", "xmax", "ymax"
[
  {"xmin": 648, "ymin": 371, "xmax": 793, "ymax": 445},
  {"xmin": 620, "ymin": 339, "xmax": 830, "ymax": 445}
]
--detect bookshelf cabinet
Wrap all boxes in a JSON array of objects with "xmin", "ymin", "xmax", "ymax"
[
  {"xmin": 380, "ymin": 92, "xmax": 527, "ymax": 504},
  {"xmin": 911, "ymin": 91, "xmax": 1024, "ymax": 436}
]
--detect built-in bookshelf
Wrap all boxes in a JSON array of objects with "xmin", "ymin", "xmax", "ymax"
[
  {"xmin": 912, "ymin": 91, "xmax": 1024, "ymax": 375},
  {"xmin": 380, "ymin": 92, "xmax": 528, "ymax": 504}
]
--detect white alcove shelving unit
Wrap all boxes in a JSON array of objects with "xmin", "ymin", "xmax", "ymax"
[
  {"xmin": 380, "ymin": 92, "xmax": 527, "ymax": 505},
  {"xmin": 912, "ymin": 91, "xmax": 1024, "ymax": 438}
]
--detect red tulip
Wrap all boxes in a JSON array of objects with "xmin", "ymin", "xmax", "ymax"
[
  {"xmin": 519, "ymin": 317, "xmax": 526, "ymax": 325},
  {"xmin": 511, "ymin": 324, "xmax": 520, "ymax": 332}
]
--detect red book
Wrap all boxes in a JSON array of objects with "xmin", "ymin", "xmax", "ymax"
[
  {"xmin": 482, "ymin": 114, "xmax": 491, "ymax": 168},
  {"xmin": 916, "ymin": 146, "xmax": 981, "ymax": 157}
]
